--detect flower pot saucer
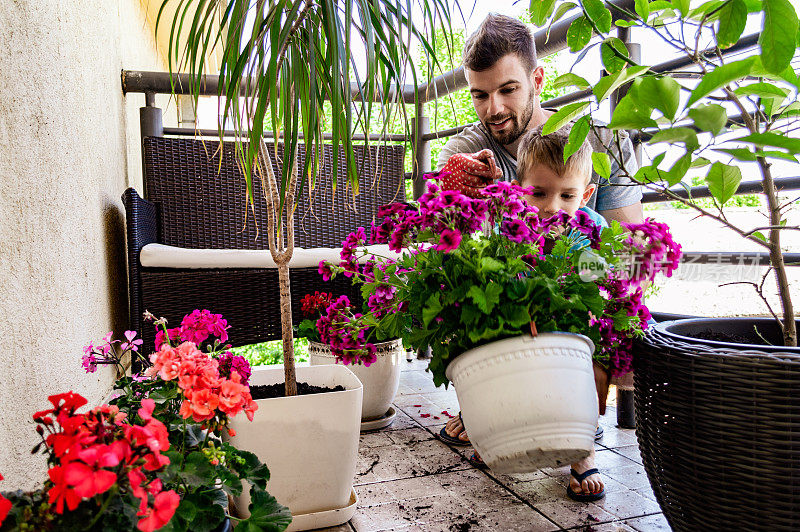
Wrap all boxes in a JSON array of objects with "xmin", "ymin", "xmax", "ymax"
[
  {"xmin": 360, "ymin": 406, "xmax": 396, "ymax": 432},
  {"xmin": 285, "ymin": 488, "xmax": 358, "ymax": 532}
]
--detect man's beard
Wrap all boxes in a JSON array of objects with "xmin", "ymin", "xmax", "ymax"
[{"xmin": 482, "ymin": 98, "xmax": 534, "ymax": 146}]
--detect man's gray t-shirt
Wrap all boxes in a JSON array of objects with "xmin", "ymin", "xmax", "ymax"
[{"xmin": 436, "ymin": 121, "xmax": 642, "ymax": 212}]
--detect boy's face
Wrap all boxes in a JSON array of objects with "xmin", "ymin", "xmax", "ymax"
[{"xmin": 515, "ymin": 164, "xmax": 596, "ymax": 218}]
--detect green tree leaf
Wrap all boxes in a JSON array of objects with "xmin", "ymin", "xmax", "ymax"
[
  {"xmin": 760, "ymin": 0, "xmax": 799, "ymax": 73},
  {"xmin": 687, "ymin": 57, "xmax": 757, "ymax": 106},
  {"xmin": 601, "ymin": 37, "xmax": 630, "ymax": 74},
  {"xmin": 714, "ymin": 147, "xmax": 799, "ymax": 162},
  {"xmin": 737, "ymin": 131, "xmax": 800, "ymax": 154},
  {"xmin": 542, "ymin": 101, "xmax": 591, "ymax": 134},
  {"xmin": 592, "ymin": 152, "xmax": 612, "ymax": 179},
  {"xmin": 608, "ymin": 92, "xmax": 658, "ymax": 129},
  {"xmin": 594, "ymin": 65, "xmax": 650, "ymax": 102},
  {"xmin": 688, "ymin": 103, "xmax": 728, "ymax": 134},
  {"xmin": 567, "ymin": 15, "xmax": 593, "ymax": 51},
  {"xmin": 549, "ymin": 2, "xmax": 579, "ymax": 29},
  {"xmin": 705, "ymin": 162, "xmax": 742, "ymax": 204},
  {"xmin": 733, "ymin": 82, "xmax": 789, "ymax": 100},
  {"xmin": 665, "ymin": 153, "xmax": 692, "ymax": 186},
  {"xmin": 484, "ymin": 283, "xmax": 504, "ymax": 314},
  {"xmin": 565, "ymin": 115, "xmax": 591, "ymax": 162},
  {"xmin": 552, "ymin": 73, "xmax": 591, "ymax": 91},
  {"xmin": 717, "ymin": 0, "xmax": 747, "ymax": 48},
  {"xmin": 531, "ymin": 0, "xmax": 557, "ymax": 26},
  {"xmin": 672, "ymin": 0, "xmax": 690, "ymax": 15},
  {"xmin": 584, "ymin": 0, "xmax": 613, "ymax": 32},
  {"xmin": 635, "ymin": 0, "xmax": 651, "ymax": 20},
  {"xmin": 648, "ymin": 127, "xmax": 700, "ymax": 151},
  {"xmin": 635, "ymin": 76, "xmax": 681, "ymax": 120}
]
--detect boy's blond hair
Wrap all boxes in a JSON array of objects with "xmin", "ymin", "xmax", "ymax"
[{"xmin": 516, "ymin": 124, "xmax": 593, "ymax": 184}]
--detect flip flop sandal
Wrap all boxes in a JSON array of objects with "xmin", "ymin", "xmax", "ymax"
[
  {"xmin": 437, "ymin": 412, "xmax": 471, "ymax": 446},
  {"xmin": 566, "ymin": 468, "xmax": 606, "ymax": 502},
  {"xmin": 595, "ymin": 425, "xmax": 604, "ymax": 440},
  {"xmin": 467, "ymin": 451, "xmax": 488, "ymax": 470}
]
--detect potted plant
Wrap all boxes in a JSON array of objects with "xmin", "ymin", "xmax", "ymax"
[
  {"xmin": 0, "ymin": 311, "xmax": 292, "ymax": 532},
  {"xmin": 529, "ymin": 0, "xmax": 799, "ymax": 527},
  {"xmin": 320, "ymin": 179, "xmax": 680, "ymax": 473},
  {"xmin": 297, "ymin": 290, "xmax": 408, "ymax": 429},
  {"xmin": 156, "ymin": 3, "xmax": 454, "ymax": 526}
]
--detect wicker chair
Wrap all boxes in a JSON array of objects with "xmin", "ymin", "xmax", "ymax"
[{"xmin": 123, "ymin": 136, "xmax": 406, "ymax": 355}]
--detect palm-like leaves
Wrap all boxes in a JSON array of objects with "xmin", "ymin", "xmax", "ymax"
[{"xmin": 156, "ymin": 0, "xmax": 456, "ymax": 393}]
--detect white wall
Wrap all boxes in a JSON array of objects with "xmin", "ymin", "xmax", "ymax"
[{"xmin": 0, "ymin": 0, "xmax": 176, "ymax": 489}]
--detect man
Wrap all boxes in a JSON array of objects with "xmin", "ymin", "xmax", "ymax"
[{"xmin": 437, "ymin": 13, "xmax": 644, "ymax": 502}]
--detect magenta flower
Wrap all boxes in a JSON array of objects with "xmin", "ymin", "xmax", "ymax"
[
  {"xmin": 120, "ymin": 330, "xmax": 143, "ymax": 352},
  {"xmin": 436, "ymin": 228, "xmax": 462, "ymax": 252},
  {"xmin": 318, "ymin": 261, "xmax": 334, "ymax": 281}
]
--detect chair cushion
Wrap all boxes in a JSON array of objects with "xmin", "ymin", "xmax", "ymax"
[{"xmin": 139, "ymin": 243, "xmax": 400, "ymax": 269}]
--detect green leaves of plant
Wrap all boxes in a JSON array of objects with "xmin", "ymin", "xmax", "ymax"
[
  {"xmin": 686, "ymin": 57, "xmax": 757, "ymax": 106},
  {"xmin": 542, "ymin": 101, "xmax": 591, "ymax": 134},
  {"xmin": 705, "ymin": 162, "xmax": 742, "ymax": 204},
  {"xmin": 584, "ymin": 0, "xmax": 613, "ymax": 32},
  {"xmin": 237, "ymin": 488, "xmax": 294, "ymax": 532},
  {"xmin": 594, "ymin": 66, "xmax": 650, "ymax": 103},
  {"xmin": 422, "ymin": 293, "xmax": 444, "ymax": 327},
  {"xmin": 567, "ymin": 16, "xmax": 593, "ymax": 51},
  {"xmin": 634, "ymin": 76, "xmax": 681, "ymax": 120},
  {"xmin": 467, "ymin": 284, "xmax": 503, "ymax": 314},
  {"xmin": 717, "ymin": 0, "xmax": 747, "ymax": 48},
  {"xmin": 531, "ymin": 0, "xmax": 557, "ymax": 26},
  {"xmin": 760, "ymin": 0, "xmax": 799, "ymax": 73},
  {"xmin": 648, "ymin": 127, "xmax": 699, "ymax": 151},
  {"xmin": 565, "ymin": 115, "xmax": 591, "ymax": 162},
  {"xmin": 592, "ymin": 152, "xmax": 612, "ymax": 179},
  {"xmin": 601, "ymin": 37, "xmax": 630, "ymax": 74},
  {"xmin": 635, "ymin": 0, "xmax": 651, "ymax": 20},
  {"xmin": 688, "ymin": 103, "xmax": 728, "ymax": 134},
  {"xmin": 607, "ymin": 92, "xmax": 657, "ymax": 129},
  {"xmin": 552, "ymin": 73, "xmax": 591, "ymax": 91},
  {"xmin": 671, "ymin": 0, "xmax": 690, "ymax": 16}
]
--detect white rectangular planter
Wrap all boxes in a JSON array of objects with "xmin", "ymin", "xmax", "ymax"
[{"xmin": 227, "ymin": 364, "xmax": 362, "ymax": 526}]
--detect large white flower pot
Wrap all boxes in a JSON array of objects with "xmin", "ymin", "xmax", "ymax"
[
  {"xmin": 445, "ymin": 333, "xmax": 598, "ymax": 474},
  {"xmin": 309, "ymin": 339, "xmax": 403, "ymax": 421},
  {"xmin": 227, "ymin": 364, "xmax": 362, "ymax": 530}
]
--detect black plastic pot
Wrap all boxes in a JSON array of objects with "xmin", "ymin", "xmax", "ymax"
[{"xmin": 634, "ymin": 318, "xmax": 800, "ymax": 531}]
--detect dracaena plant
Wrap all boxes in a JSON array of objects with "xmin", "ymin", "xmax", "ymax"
[
  {"xmin": 531, "ymin": 0, "xmax": 799, "ymax": 345},
  {"xmin": 158, "ymin": 0, "xmax": 457, "ymax": 395},
  {"xmin": 320, "ymin": 179, "xmax": 681, "ymax": 386}
]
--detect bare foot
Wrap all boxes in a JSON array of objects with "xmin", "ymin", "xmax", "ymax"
[
  {"xmin": 444, "ymin": 414, "xmax": 470, "ymax": 443},
  {"xmin": 570, "ymin": 449, "xmax": 604, "ymax": 496}
]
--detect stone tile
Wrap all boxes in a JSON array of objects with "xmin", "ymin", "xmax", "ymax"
[
  {"xmin": 401, "ymin": 358, "xmax": 429, "ymax": 372},
  {"xmin": 398, "ymin": 402, "xmax": 456, "ymax": 427},
  {"xmin": 596, "ymin": 427, "xmax": 639, "ymax": 449},
  {"xmin": 392, "ymin": 394, "xmax": 431, "ymax": 407},
  {"xmin": 395, "ymin": 383, "xmax": 417, "ymax": 396},
  {"xmin": 604, "ymin": 465, "xmax": 653, "ymax": 491},
  {"xmin": 536, "ymin": 499, "xmax": 617, "ymax": 529},
  {"xmin": 492, "ymin": 469, "xmax": 550, "ymax": 485},
  {"xmin": 360, "ymin": 431, "xmax": 397, "ymax": 449},
  {"xmin": 594, "ymin": 489, "xmax": 662, "ymax": 519},
  {"xmin": 625, "ymin": 513, "xmax": 672, "ymax": 531},
  {"xmin": 315, "ymin": 524, "xmax": 355, "ymax": 532},
  {"xmin": 633, "ymin": 486, "xmax": 657, "ymax": 502},
  {"xmin": 512, "ymin": 476, "xmax": 570, "ymax": 504},
  {"xmin": 593, "ymin": 449, "xmax": 639, "ymax": 470},
  {"xmin": 356, "ymin": 482, "xmax": 397, "ymax": 508},
  {"xmin": 565, "ymin": 521, "xmax": 636, "ymax": 531},
  {"xmin": 383, "ymin": 407, "xmax": 421, "ymax": 431},
  {"xmin": 610, "ymin": 445, "xmax": 643, "ymax": 465}
]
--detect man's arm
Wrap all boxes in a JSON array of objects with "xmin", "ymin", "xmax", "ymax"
[{"xmin": 598, "ymin": 202, "xmax": 644, "ymax": 225}]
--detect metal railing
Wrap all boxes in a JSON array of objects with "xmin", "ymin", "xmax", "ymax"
[{"xmin": 121, "ymin": 0, "xmax": 799, "ymax": 268}]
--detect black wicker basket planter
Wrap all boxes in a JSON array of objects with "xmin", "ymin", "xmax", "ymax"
[{"xmin": 634, "ymin": 318, "xmax": 800, "ymax": 531}]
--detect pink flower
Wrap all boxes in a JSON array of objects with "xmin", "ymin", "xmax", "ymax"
[
  {"xmin": 121, "ymin": 330, "xmax": 143, "ymax": 352},
  {"xmin": 436, "ymin": 228, "xmax": 462, "ymax": 252}
]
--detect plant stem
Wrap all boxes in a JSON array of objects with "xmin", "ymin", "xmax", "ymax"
[{"xmin": 85, "ymin": 485, "xmax": 117, "ymax": 531}]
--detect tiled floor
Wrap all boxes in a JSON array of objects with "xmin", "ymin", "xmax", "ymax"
[{"xmin": 320, "ymin": 358, "xmax": 671, "ymax": 532}]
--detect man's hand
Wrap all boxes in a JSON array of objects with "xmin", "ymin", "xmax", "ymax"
[{"xmin": 438, "ymin": 149, "xmax": 502, "ymax": 198}]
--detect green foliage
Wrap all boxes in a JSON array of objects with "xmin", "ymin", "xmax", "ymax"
[{"xmin": 230, "ymin": 338, "xmax": 310, "ymax": 366}]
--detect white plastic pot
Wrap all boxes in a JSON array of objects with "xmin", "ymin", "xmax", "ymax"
[
  {"xmin": 445, "ymin": 333, "xmax": 598, "ymax": 474},
  {"xmin": 309, "ymin": 339, "xmax": 403, "ymax": 420},
  {"xmin": 226, "ymin": 364, "xmax": 362, "ymax": 530}
]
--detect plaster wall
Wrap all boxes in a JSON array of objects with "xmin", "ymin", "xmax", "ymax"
[{"xmin": 0, "ymin": 0, "xmax": 177, "ymax": 489}]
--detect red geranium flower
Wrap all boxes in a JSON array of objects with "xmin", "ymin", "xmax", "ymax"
[{"xmin": 137, "ymin": 490, "xmax": 180, "ymax": 532}]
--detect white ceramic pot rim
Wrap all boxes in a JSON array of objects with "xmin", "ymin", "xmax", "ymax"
[{"xmin": 445, "ymin": 332, "xmax": 595, "ymax": 382}]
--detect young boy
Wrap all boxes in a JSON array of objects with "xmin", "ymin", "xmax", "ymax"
[
  {"xmin": 441, "ymin": 124, "xmax": 608, "ymax": 502},
  {"xmin": 513, "ymin": 124, "xmax": 608, "ymax": 238}
]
